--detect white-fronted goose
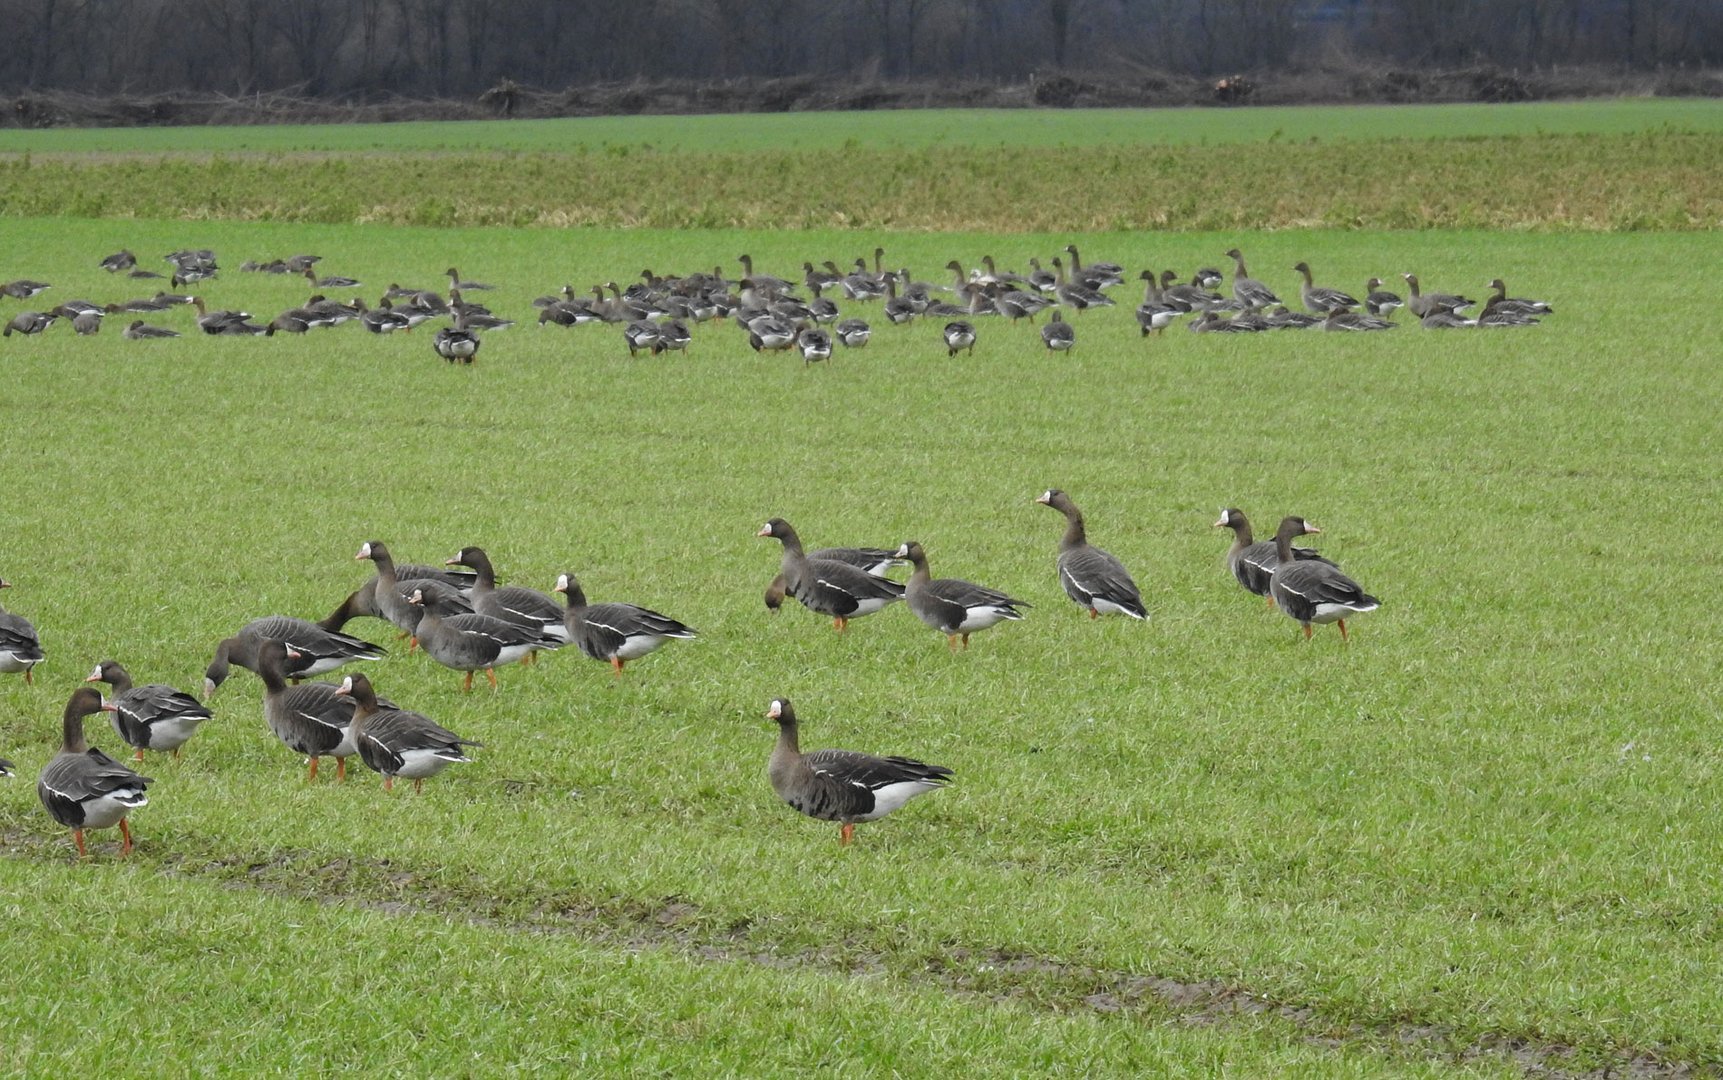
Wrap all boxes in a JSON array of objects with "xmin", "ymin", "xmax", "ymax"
[
  {"xmin": 1034, "ymin": 489, "xmax": 1145, "ymax": 619},
  {"xmin": 354, "ymin": 540, "xmax": 474, "ymax": 643},
  {"xmin": 1264, "ymin": 306, "xmax": 1323, "ymax": 329},
  {"xmin": 38, "ymin": 687, "xmax": 151, "ymax": 858},
  {"xmin": 323, "ymin": 560, "xmax": 477, "ymax": 633},
  {"xmin": 1224, "ymin": 248, "xmax": 1280, "ymax": 309},
  {"xmin": 0, "ymin": 578, "xmax": 45, "ymax": 683},
  {"xmin": 304, "ymin": 268, "xmax": 361, "ymax": 288},
  {"xmin": 1322, "ymin": 307, "xmax": 1396, "ymax": 331},
  {"xmin": 1041, "ymin": 309, "xmax": 1075, "ymax": 352},
  {"xmin": 943, "ymin": 320, "xmax": 976, "ymax": 357},
  {"xmin": 335, "ymin": 673, "xmax": 477, "ymax": 792},
  {"xmin": 1476, "ymin": 296, "xmax": 1540, "ymax": 327},
  {"xmin": 203, "ymin": 615, "xmax": 385, "ymax": 696},
  {"xmin": 736, "ymin": 255, "xmax": 791, "ymax": 294},
  {"xmin": 798, "ymin": 328, "xmax": 832, "ymax": 366},
  {"xmin": 1050, "ymin": 258, "xmax": 1113, "ymax": 312},
  {"xmin": 3, "ymin": 311, "xmax": 56, "ymax": 337},
  {"xmin": 446, "ymin": 546, "xmax": 568, "ymax": 646},
  {"xmin": 1402, "ymin": 274, "xmax": 1475, "ymax": 318},
  {"xmin": 1161, "ymin": 269, "xmax": 1226, "ymax": 311},
  {"xmin": 746, "ymin": 314, "xmax": 796, "ymax": 352},
  {"xmin": 359, "ymin": 298, "xmax": 413, "ymax": 333},
  {"xmin": 1420, "ymin": 308, "xmax": 1476, "ymax": 329},
  {"xmin": 1364, "ymin": 278, "xmax": 1403, "ymax": 318},
  {"xmin": 86, "ymin": 661, "xmax": 212, "ymax": 762},
  {"xmin": 253, "ymin": 639, "xmax": 358, "ymax": 781},
  {"xmin": 1267, "ymin": 516, "xmax": 1379, "ymax": 642},
  {"xmin": 766, "ymin": 697, "xmax": 952, "ymax": 845},
  {"xmin": 445, "ymin": 267, "xmax": 495, "ymax": 291},
  {"xmin": 765, "ymin": 546, "xmax": 901, "ymax": 613},
  {"xmin": 1292, "ymin": 262, "xmax": 1358, "ymax": 314},
  {"xmin": 835, "ymin": 318, "xmax": 871, "ymax": 348},
  {"xmin": 623, "ymin": 319, "xmax": 661, "ymax": 356},
  {"xmin": 123, "ymin": 319, "xmax": 180, "ymax": 339},
  {"xmin": 1063, "ymin": 244, "xmax": 1124, "ymax": 288},
  {"xmin": 434, "ymin": 321, "xmax": 481, "ymax": 363},
  {"xmin": 897, "ymin": 541, "xmax": 1028, "ymax": 649},
  {"xmin": 1485, "ymin": 279, "xmax": 1553, "ymax": 316},
  {"xmin": 1135, "ymin": 271, "xmax": 1181, "ymax": 335},
  {"xmin": 655, "ymin": 319, "xmax": 692, "ymax": 354},
  {"xmin": 190, "ymin": 297, "xmax": 266, "ymax": 335},
  {"xmin": 1, "ymin": 279, "xmax": 51, "ymax": 299},
  {"xmin": 409, "ymin": 588, "xmax": 557, "ymax": 691},
  {"xmin": 1213, "ymin": 508, "xmax": 1334, "ymax": 608},
  {"xmin": 552, "ymin": 573, "xmax": 696, "ymax": 676},
  {"xmin": 758, "ymin": 518, "xmax": 905, "ymax": 631},
  {"xmin": 100, "ymin": 250, "xmax": 137, "ymax": 273}
]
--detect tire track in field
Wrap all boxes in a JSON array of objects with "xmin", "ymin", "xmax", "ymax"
[{"xmin": 0, "ymin": 828, "xmax": 1708, "ymax": 1080}]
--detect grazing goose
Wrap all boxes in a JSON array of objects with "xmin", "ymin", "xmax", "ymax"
[
  {"xmin": 123, "ymin": 319, "xmax": 180, "ymax": 339},
  {"xmin": 86, "ymin": 661, "xmax": 212, "ymax": 762},
  {"xmin": 1267, "ymin": 517, "xmax": 1380, "ymax": 642},
  {"xmin": 253, "ymin": 640, "xmax": 359, "ymax": 781},
  {"xmin": 445, "ymin": 267, "xmax": 495, "ymax": 292},
  {"xmin": 38, "ymin": 688, "xmax": 151, "ymax": 858},
  {"xmin": 1485, "ymin": 279, "xmax": 1553, "ymax": 316},
  {"xmin": 623, "ymin": 319, "xmax": 661, "ymax": 356},
  {"xmin": 1040, "ymin": 309, "xmax": 1076, "ymax": 352},
  {"xmin": 446, "ymin": 546, "xmax": 568, "ymax": 646},
  {"xmin": 1, "ymin": 279, "xmax": 51, "ymax": 299},
  {"xmin": 943, "ymin": 320, "xmax": 976, "ymax": 357},
  {"xmin": 746, "ymin": 315, "xmax": 797, "ymax": 353},
  {"xmin": 655, "ymin": 319, "xmax": 692, "ymax": 354},
  {"xmin": 766, "ymin": 697, "xmax": 952, "ymax": 845},
  {"xmin": 304, "ymin": 268, "xmax": 361, "ymax": 288},
  {"xmin": 797, "ymin": 328, "xmax": 832, "ymax": 366},
  {"xmin": 100, "ymin": 250, "xmax": 137, "ymax": 273},
  {"xmin": 765, "ymin": 547, "xmax": 901, "ymax": 613},
  {"xmin": 1364, "ymin": 278, "xmax": 1403, "ymax": 318},
  {"xmin": 1213, "ymin": 508, "xmax": 1334, "ymax": 608},
  {"xmin": 1292, "ymin": 262, "xmax": 1359, "ymax": 314},
  {"xmin": 1402, "ymin": 274, "xmax": 1474, "ymax": 318},
  {"xmin": 434, "ymin": 320, "xmax": 481, "ymax": 363},
  {"xmin": 896, "ymin": 541, "xmax": 1028, "ymax": 649},
  {"xmin": 835, "ymin": 318, "xmax": 871, "ymax": 348},
  {"xmin": 354, "ymin": 540, "xmax": 474, "ymax": 643},
  {"xmin": 1224, "ymin": 249, "xmax": 1280, "ymax": 309},
  {"xmin": 322, "ymin": 559, "xmax": 477, "ymax": 634},
  {"xmin": 190, "ymin": 297, "xmax": 267, "ymax": 335},
  {"xmin": 1476, "ymin": 296, "xmax": 1541, "ymax": 327},
  {"xmin": 0, "ymin": 579, "xmax": 45, "ymax": 684},
  {"xmin": 409, "ymin": 588, "xmax": 557, "ymax": 692},
  {"xmin": 759, "ymin": 518, "xmax": 905, "ymax": 631},
  {"xmin": 335, "ymin": 674, "xmax": 477, "ymax": 792},
  {"xmin": 552, "ymin": 573, "xmax": 696, "ymax": 676},
  {"xmin": 3, "ymin": 311, "xmax": 56, "ymax": 337},
  {"xmin": 1034, "ymin": 489, "xmax": 1145, "ymax": 619},
  {"xmin": 203, "ymin": 615, "xmax": 385, "ymax": 696},
  {"xmin": 1322, "ymin": 306, "xmax": 1396, "ymax": 331}
]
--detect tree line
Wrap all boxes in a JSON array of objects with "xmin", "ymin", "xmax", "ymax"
[{"xmin": 3, "ymin": 0, "xmax": 1719, "ymax": 100}]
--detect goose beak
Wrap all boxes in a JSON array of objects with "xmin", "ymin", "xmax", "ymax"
[
  {"xmin": 893, "ymin": 543, "xmax": 911, "ymax": 558},
  {"xmin": 444, "ymin": 556, "xmax": 461, "ymax": 566},
  {"xmin": 1212, "ymin": 512, "xmax": 1229, "ymax": 528},
  {"xmin": 354, "ymin": 543, "xmax": 371, "ymax": 560},
  {"xmin": 202, "ymin": 677, "xmax": 218, "ymax": 698},
  {"xmin": 85, "ymin": 666, "xmax": 102, "ymax": 682},
  {"xmin": 552, "ymin": 575, "xmax": 568, "ymax": 595},
  {"xmin": 100, "ymin": 699, "xmax": 118, "ymax": 712},
  {"xmin": 765, "ymin": 700, "xmax": 782, "ymax": 720},
  {"xmin": 1304, "ymin": 523, "xmax": 1323, "ymax": 535},
  {"xmin": 334, "ymin": 676, "xmax": 353, "ymax": 697},
  {"xmin": 756, "ymin": 523, "xmax": 773, "ymax": 537}
]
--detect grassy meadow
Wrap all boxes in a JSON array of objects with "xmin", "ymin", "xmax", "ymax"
[{"xmin": 2, "ymin": 106, "xmax": 1722, "ymax": 1075}]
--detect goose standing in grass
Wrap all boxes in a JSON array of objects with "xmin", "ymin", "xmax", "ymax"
[
  {"xmin": 1224, "ymin": 248, "xmax": 1280, "ymax": 309},
  {"xmin": 552, "ymin": 573, "xmax": 696, "ymax": 677},
  {"xmin": 203, "ymin": 615, "xmax": 385, "ymax": 695},
  {"xmin": 1267, "ymin": 516, "xmax": 1379, "ymax": 642},
  {"xmin": 1292, "ymin": 262, "xmax": 1358, "ymax": 314},
  {"xmin": 38, "ymin": 687, "xmax": 151, "ymax": 858},
  {"xmin": 623, "ymin": 319, "xmax": 661, "ymax": 357},
  {"xmin": 764, "ymin": 546, "xmax": 901, "ymax": 613},
  {"xmin": 409, "ymin": 588, "xmax": 557, "ymax": 692},
  {"xmin": 896, "ymin": 541, "xmax": 1028, "ymax": 649},
  {"xmin": 1484, "ymin": 279, "xmax": 1553, "ymax": 316},
  {"xmin": 835, "ymin": 318, "xmax": 870, "ymax": 348},
  {"xmin": 1212, "ymin": 508, "xmax": 1334, "ymax": 608},
  {"xmin": 766, "ymin": 697, "xmax": 952, "ymax": 846},
  {"xmin": 86, "ymin": 661, "xmax": 213, "ymax": 762},
  {"xmin": 1135, "ymin": 271, "xmax": 1181, "ymax": 335},
  {"xmin": 798, "ymin": 327, "xmax": 832, "ymax": 366},
  {"xmin": 1364, "ymin": 278, "xmax": 1403, "ymax": 319},
  {"xmin": 354, "ymin": 540, "xmax": 474, "ymax": 644},
  {"xmin": 759, "ymin": 518, "xmax": 905, "ymax": 631},
  {"xmin": 943, "ymin": 320, "xmax": 976, "ymax": 357},
  {"xmin": 1041, "ymin": 309, "xmax": 1076, "ymax": 352},
  {"xmin": 335, "ymin": 674, "xmax": 478, "ymax": 792},
  {"xmin": 445, "ymin": 546, "xmax": 568, "ymax": 648},
  {"xmin": 253, "ymin": 640, "xmax": 359, "ymax": 781},
  {"xmin": 3, "ymin": 311, "xmax": 56, "ymax": 337},
  {"xmin": 434, "ymin": 319, "xmax": 481, "ymax": 363},
  {"xmin": 123, "ymin": 319, "xmax": 180, "ymax": 339},
  {"xmin": 655, "ymin": 319, "xmax": 692, "ymax": 354},
  {"xmin": 1402, "ymin": 274, "xmax": 1474, "ymax": 318},
  {"xmin": 1, "ymin": 279, "xmax": 51, "ymax": 300},
  {"xmin": 1034, "ymin": 489, "xmax": 1145, "ymax": 619},
  {"xmin": 0, "ymin": 578, "xmax": 45, "ymax": 684}
]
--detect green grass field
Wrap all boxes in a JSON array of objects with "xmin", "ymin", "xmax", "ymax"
[{"xmin": 1, "ymin": 109, "xmax": 1720, "ymax": 1076}]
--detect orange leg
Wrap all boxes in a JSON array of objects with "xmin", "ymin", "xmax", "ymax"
[
  {"xmin": 1338, "ymin": 619, "xmax": 1350, "ymax": 643},
  {"xmin": 485, "ymin": 667, "xmax": 499, "ymax": 691},
  {"xmin": 336, "ymin": 756, "xmax": 347, "ymax": 783},
  {"xmin": 307, "ymin": 756, "xmax": 321, "ymax": 781},
  {"xmin": 24, "ymin": 668, "xmax": 32, "ymax": 685},
  {"xmin": 1265, "ymin": 595, "xmax": 1275, "ymax": 610},
  {"xmin": 73, "ymin": 828, "xmax": 87, "ymax": 859},
  {"xmin": 414, "ymin": 778, "xmax": 424, "ymax": 794},
  {"xmin": 961, "ymin": 633, "xmax": 971, "ymax": 649},
  {"xmin": 1301, "ymin": 624, "xmax": 1313, "ymax": 641},
  {"xmin": 833, "ymin": 616, "xmax": 848, "ymax": 632},
  {"xmin": 462, "ymin": 670, "xmax": 475, "ymax": 693},
  {"xmin": 407, "ymin": 636, "xmax": 419, "ymax": 655},
  {"xmin": 384, "ymin": 775, "xmax": 394, "ymax": 791},
  {"xmin": 946, "ymin": 634, "xmax": 959, "ymax": 651},
  {"xmin": 119, "ymin": 818, "xmax": 134, "ymax": 857},
  {"xmin": 610, "ymin": 656, "xmax": 625, "ymax": 678},
  {"xmin": 172, "ymin": 747, "xmax": 181, "ymax": 760},
  {"xmin": 1089, "ymin": 608, "xmax": 1098, "ymax": 620},
  {"xmin": 134, "ymin": 748, "xmax": 146, "ymax": 762},
  {"xmin": 839, "ymin": 822, "xmax": 855, "ymax": 845}
]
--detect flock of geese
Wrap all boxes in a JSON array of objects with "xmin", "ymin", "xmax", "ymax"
[
  {"xmin": 3, "ymin": 490, "xmax": 1381, "ymax": 855},
  {"xmin": 1, "ymin": 245, "xmax": 1553, "ymax": 362}
]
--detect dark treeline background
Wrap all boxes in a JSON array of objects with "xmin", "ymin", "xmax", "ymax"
[{"xmin": 2, "ymin": 0, "xmax": 1719, "ymax": 99}]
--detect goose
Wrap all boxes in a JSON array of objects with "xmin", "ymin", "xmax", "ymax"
[
  {"xmin": 1034, "ymin": 489, "xmax": 1145, "ymax": 619},
  {"xmin": 430, "ymin": 323, "xmax": 478, "ymax": 365},
  {"xmin": 335, "ymin": 674, "xmax": 478, "ymax": 792},
  {"xmin": 0, "ymin": 759, "xmax": 11, "ymax": 777},
  {"xmin": 758, "ymin": 518, "xmax": 905, "ymax": 631},
  {"xmin": 765, "ymin": 697, "xmax": 952, "ymax": 845},
  {"xmin": 445, "ymin": 546, "xmax": 568, "ymax": 646},
  {"xmin": 265, "ymin": 312, "xmax": 311, "ymax": 336},
  {"xmin": 552, "ymin": 573, "xmax": 696, "ymax": 677},
  {"xmin": 764, "ymin": 546, "xmax": 902, "ymax": 613},
  {"xmin": 1, "ymin": 279, "xmax": 51, "ymax": 299},
  {"xmin": 747, "ymin": 315, "xmax": 797, "ymax": 352},
  {"xmin": 128, "ymin": 269, "xmax": 166, "ymax": 279},
  {"xmin": 38, "ymin": 688, "xmax": 151, "ymax": 858},
  {"xmin": 110, "ymin": 296, "xmax": 174, "ymax": 313},
  {"xmin": 1484, "ymin": 279, "xmax": 1553, "ymax": 316},
  {"xmin": 354, "ymin": 540, "xmax": 474, "ymax": 642},
  {"xmin": 285, "ymin": 254, "xmax": 322, "ymax": 273},
  {"xmin": 655, "ymin": 319, "xmax": 692, "ymax": 354},
  {"xmin": 896, "ymin": 541, "xmax": 1028, "ymax": 649},
  {"xmin": 1063, "ymin": 244, "xmax": 1124, "ymax": 289},
  {"xmin": 1292, "ymin": 262, "xmax": 1359, "ymax": 314},
  {"xmin": 736, "ymin": 255, "xmax": 791, "ymax": 294},
  {"xmin": 1476, "ymin": 296, "xmax": 1541, "ymax": 327},
  {"xmin": 252, "ymin": 640, "xmax": 359, "ymax": 781},
  {"xmin": 835, "ymin": 318, "xmax": 871, "ymax": 348},
  {"xmin": 190, "ymin": 297, "xmax": 266, "ymax": 335},
  {"xmin": 86, "ymin": 661, "xmax": 212, "ymax": 762},
  {"xmin": 359, "ymin": 298, "xmax": 414, "ymax": 334},
  {"xmin": 980, "ymin": 256, "xmax": 1032, "ymax": 290},
  {"xmin": 1213, "ymin": 508, "xmax": 1334, "ymax": 608},
  {"xmin": 803, "ymin": 261, "xmax": 843, "ymax": 292},
  {"xmin": 1135, "ymin": 272, "xmax": 1182, "ymax": 335},
  {"xmin": 1160, "ymin": 269, "xmax": 1226, "ymax": 311},
  {"xmin": 1322, "ymin": 306, "xmax": 1396, "ymax": 331},
  {"xmin": 1402, "ymin": 274, "xmax": 1474, "ymax": 318},
  {"xmin": 408, "ymin": 588, "xmax": 558, "ymax": 692},
  {"xmin": 1025, "ymin": 258, "xmax": 1058, "ymax": 294},
  {"xmin": 943, "ymin": 320, "xmax": 976, "ymax": 357},
  {"xmin": 1420, "ymin": 308, "xmax": 1476, "ymax": 329},
  {"xmin": 304, "ymin": 268, "xmax": 361, "ymax": 288},
  {"xmin": 1263, "ymin": 305, "xmax": 1323, "ymax": 329},
  {"xmin": 883, "ymin": 277, "xmax": 918, "ymax": 324},
  {"xmin": 3, "ymin": 311, "xmax": 56, "ymax": 337},
  {"xmin": 1224, "ymin": 248, "xmax": 1281, "ymax": 309},
  {"xmin": 0, "ymin": 578, "xmax": 45, "ymax": 683},
  {"xmin": 203, "ymin": 615, "xmax": 386, "ymax": 696},
  {"xmin": 1190, "ymin": 310, "xmax": 1254, "ymax": 333},
  {"xmin": 322, "ymin": 560, "xmax": 477, "ymax": 633},
  {"xmin": 1267, "ymin": 516, "xmax": 1379, "ymax": 642},
  {"xmin": 1040, "ymin": 309, "xmax": 1075, "ymax": 352},
  {"xmin": 623, "ymin": 320, "xmax": 661, "ymax": 357},
  {"xmin": 1050, "ymin": 258, "xmax": 1113, "ymax": 312},
  {"xmin": 445, "ymin": 267, "xmax": 496, "ymax": 291},
  {"xmin": 805, "ymin": 287, "xmax": 840, "ymax": 325},
  {"xmin": 1364, "ymin": 278, "xmax": 1403, "ymax": 318},
  {"xmin": 100, "ymin": 250, "xmax": 136, "ymax": 273},
  {"xmin": 1194, "ymin": 267, "xmax": 1225, "ymax": 289},
  {"xmin": 454, "ymin": 310, "xmax": 515, "ymax": 333},
  {"xmin": 798, "ymin": 328, "xmax": 832, "ymax": 365}
]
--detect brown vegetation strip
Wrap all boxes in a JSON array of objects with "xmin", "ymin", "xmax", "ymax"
[
  {"xmin": 2, "ymin": 133, "xmax": 1719, "ymax": 231},
  {"xmin": 0, "ymin": 828, "xmax": 1710, "ymax": 1078}
]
